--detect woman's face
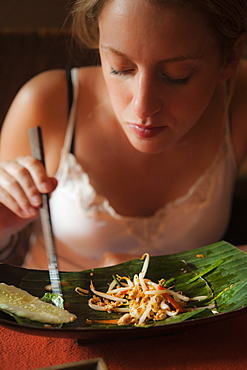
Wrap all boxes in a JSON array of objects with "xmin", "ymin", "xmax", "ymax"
[{"xmin": 99, "ymin": 0, "xmax": 232, "ymax": 154}]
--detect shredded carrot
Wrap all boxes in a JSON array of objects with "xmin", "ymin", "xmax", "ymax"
[
  {"xmin": 158, "ymin": 285, "xmax": 184, "ymax": 313},
  {"xmin": 92, "ymin": 319, "xmax": 119, "ymax": 324}
]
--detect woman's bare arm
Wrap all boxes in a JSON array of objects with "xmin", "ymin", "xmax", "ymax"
[{"xmin": 0, "ymin": 69, "xmax": 67, "ymax": 243}]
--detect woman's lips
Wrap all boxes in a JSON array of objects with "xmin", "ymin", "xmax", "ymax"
[{"xmin": 128, "ymin": 123, "xmax": 165, "ymax": 138}]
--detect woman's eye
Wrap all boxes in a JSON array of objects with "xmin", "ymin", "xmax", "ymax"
[
  {"xmin": 164, "ymin": 74, "xmax": 190, "ymax": 86},
  {"xmin": 110, "ymin": 67, "xmax": 190, "ymax": 85},
  {"xmin": 110, "ymin": 68, "xmax": 132, "ymax": 76}
]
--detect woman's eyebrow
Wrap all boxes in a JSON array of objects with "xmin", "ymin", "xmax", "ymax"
[
  {"xmin": 101, "ymin": 45, "xmax": 201, "ymax": 62},
  {"xmin": 100, "ymin": 45, "xmax": 127, "ymax": 57}
]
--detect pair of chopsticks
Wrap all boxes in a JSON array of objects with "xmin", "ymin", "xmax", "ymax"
[{"xmin": 29, "ymin": 126, "xmax": 62, "ymax": 296}]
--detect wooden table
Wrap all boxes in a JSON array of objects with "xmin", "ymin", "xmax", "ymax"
[{"xmin": 1, "ymin": 310, "xmax": 247, "ymax": 370}]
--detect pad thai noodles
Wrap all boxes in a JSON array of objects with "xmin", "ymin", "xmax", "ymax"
[{"xmin": 82, "ymin": 253, "xmax": 214, "ymax": 326}]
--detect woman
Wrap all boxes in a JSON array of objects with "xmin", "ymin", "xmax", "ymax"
[{"xmin": 0, "ymin": 0, "xmax": 247, "ymax": 270}]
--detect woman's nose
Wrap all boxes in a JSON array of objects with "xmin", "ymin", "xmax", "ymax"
[{"xmin": 132, "ymin": 73, "xmax": 162, "ymax": 120}]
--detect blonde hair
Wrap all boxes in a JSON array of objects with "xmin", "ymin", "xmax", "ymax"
[
  {"xmin": 71, "ymin": 0, "xmax": 247, "ymax": 60},
  {"xmin": 71, "ymin": 0, "xmax": 105, "ymax": 49}
]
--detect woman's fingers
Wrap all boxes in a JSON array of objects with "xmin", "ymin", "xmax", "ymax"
[
  {"xmin": 16, "ymin": 156, "xmax": 55, "ymax": 193},
  {"xmin": 0, "ymin": 157, "xmax": 57, "ymax": 219},
  {"xmin": 0, "ymin": 164, "xmax": 40, "ymax": 218},
  {"xmin": 0, "ymin": 182, "xmax": 35, "ymax": 218}
]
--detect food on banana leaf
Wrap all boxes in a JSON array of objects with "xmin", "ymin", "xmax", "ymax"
[
  {"xmin": 80, "ymin": 253, "xmax": 219, "ymax": 326},
  {"xmin": 0, "ymin": 283, "xmax": 76, "ymax": 324}
]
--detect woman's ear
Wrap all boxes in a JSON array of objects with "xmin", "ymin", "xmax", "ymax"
[{"xmin": 219, "ymin": 31, "xmax": 247, "ymax": 82}]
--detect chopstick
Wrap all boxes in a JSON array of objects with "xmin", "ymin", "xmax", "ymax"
[{"xmin": 29, "ymin": 126, "xmax": 62, "ymax": 296}]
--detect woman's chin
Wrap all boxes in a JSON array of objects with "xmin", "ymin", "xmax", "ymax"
[{"xmin": 129, "ymin": 137, "xmax": 170, "ymax": 155}]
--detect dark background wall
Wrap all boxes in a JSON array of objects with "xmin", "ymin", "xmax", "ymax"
[
  {"xmin": 0, "ymin": 0, "xmax": 99, "ymax": 127},
  {"xmin": 0, "ymin": 0, "xmax": 71, "ymax": 30}
]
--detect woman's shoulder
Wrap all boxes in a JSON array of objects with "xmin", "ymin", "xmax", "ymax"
[
  {"xmin": 4, "ymin": 69, "xmax": 68, "ymax": 124},
  {"xmin": 1, "ymin": 70, "xmax": 70, "ymax": 169},
  {"xmin": 1, "ymin": 66, "xmax": 104, "ymax": 173},
  {"xmin": 2, "ymin": 66, "xmax": 102, "ymax": 133},
  {"xmin": 19, "ymin": 69, "xmax": 67, "ymax": 97}
]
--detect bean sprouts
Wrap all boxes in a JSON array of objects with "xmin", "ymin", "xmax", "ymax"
[{"xmin": 83, "ymin": 253, "xmax": 210, "ymax": 326}]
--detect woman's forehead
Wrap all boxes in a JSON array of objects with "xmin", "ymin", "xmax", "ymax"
[
  {"xmin": 99, "ymin": 0, "xmax": 220, "ymax": 62},
  {"xmin": 99, "ymin": 0, "xmax": 214, "ymax": 38}
]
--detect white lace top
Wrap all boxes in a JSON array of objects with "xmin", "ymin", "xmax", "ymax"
[{"xmin": 24, "ymin": 69, "xmax": 238, "ymax": 271}]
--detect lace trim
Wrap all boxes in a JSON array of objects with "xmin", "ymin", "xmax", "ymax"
[{"xmin": 56, "ymin": 136, "xmax": 235, "ymax": 244}]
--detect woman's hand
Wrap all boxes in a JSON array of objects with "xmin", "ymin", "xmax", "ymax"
[{"xmin": 0, "ymin": 156, "xmax": 57, "ymax": 219}]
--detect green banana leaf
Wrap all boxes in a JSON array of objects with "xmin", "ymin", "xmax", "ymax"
[{"xmin": 1, "ymin": 241, "xmax": 247, "ymax": 333}]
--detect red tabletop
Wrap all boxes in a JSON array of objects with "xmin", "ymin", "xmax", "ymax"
[{"xmin": 1, "ymin": 311, "xmax": 247, "ymax": 370}]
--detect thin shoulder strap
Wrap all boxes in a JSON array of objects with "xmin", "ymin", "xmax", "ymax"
[
  {"xmin": 66, "ymin": 69, "xmax": 74, "ymax": 116},
  {"xmin": 63, "ymin": 68, "xmax": 80, "ymax": 153},
  {"xmin": 66, "ymin": 69, "xmax": 75, "ymax": 153}
]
